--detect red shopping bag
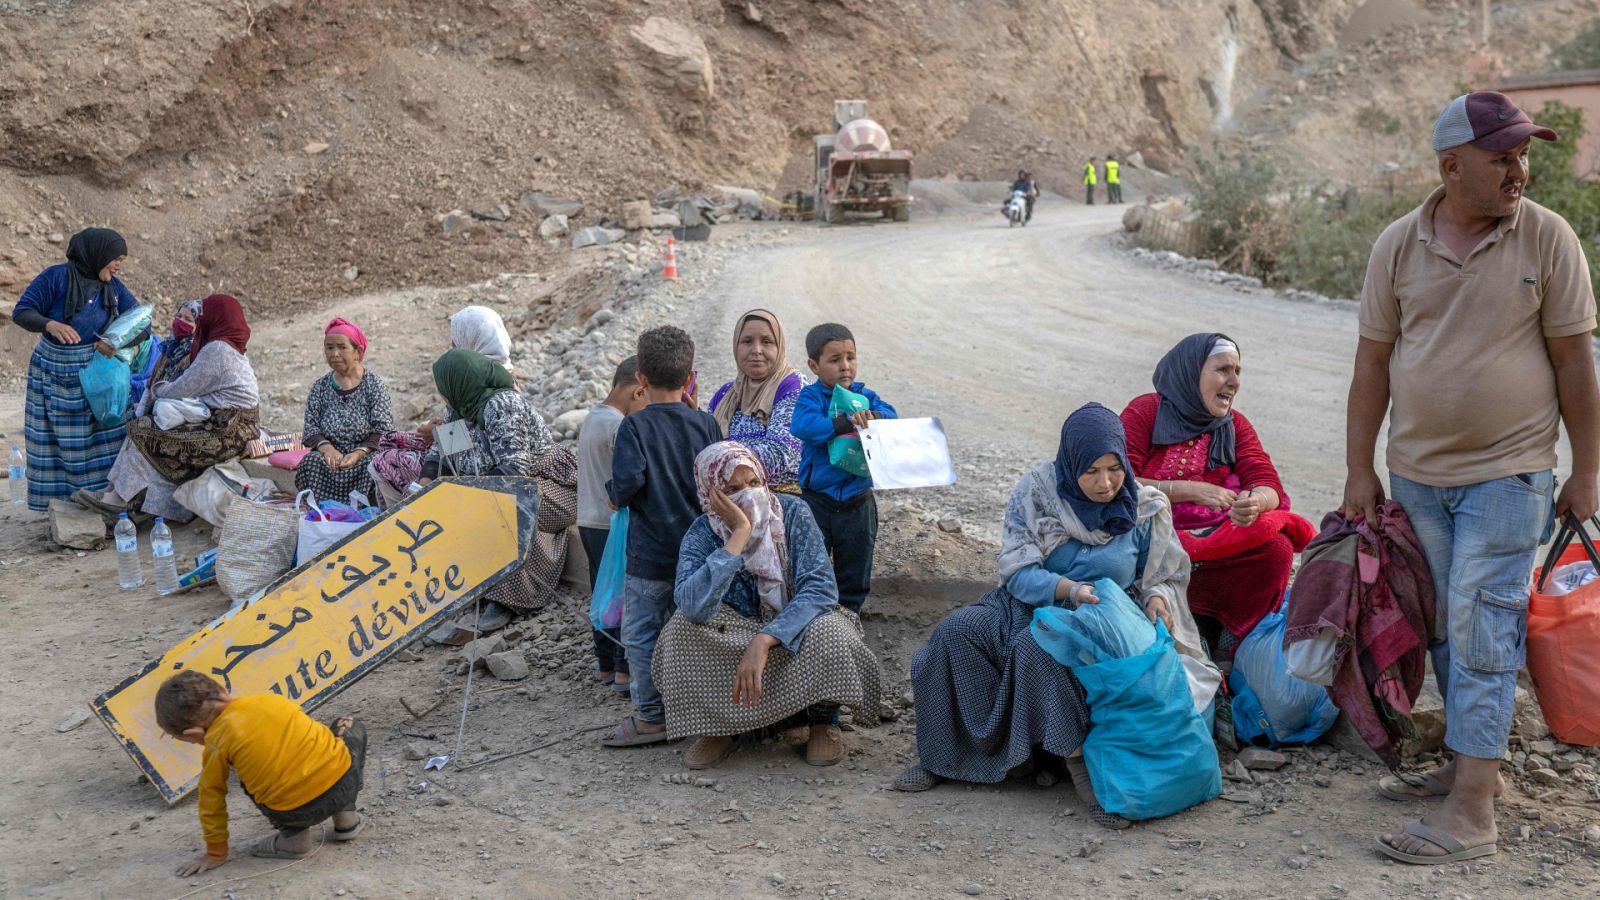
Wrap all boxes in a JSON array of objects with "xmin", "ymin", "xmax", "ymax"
[{"xmin": 1528, "ymin": 515, "xmax": 1600, "ymax": 746}]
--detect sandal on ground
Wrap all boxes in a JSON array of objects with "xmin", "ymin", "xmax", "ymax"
[
  {"xmin": 250, "ymin": 833, "xmax": 311, "ymax": 860},
  {"xmin": 597, "ymin": 670, "xmax": 616, "ymax": 685},
  {"xmin": 685, "ymin": 735, "xmax": 734, "ymax": 769},
  {"xmin": 805, "ymin": 724, "xmax": 847, "ymax": 767},
  {"xmin": 1064, "ymin": 755, "xmax": 1130, "ymax": 830},
  {"xmin": 1378, "ymin": 770, "xmax": 1505, "ymax": 802},
  {"xmin": 72, "ymin": 488, "xmax": 124, "ymax": 517},
  {"xmin": 1376, "ymin": 821, "xmax": 1497, "ymax": 865},
  {"xmin": 331, "ymin": 815, "xmax": 365, "ymax": 841},
  {"xmin": 892, "ymin": 764, "xmax": 943, "ymax": 792},
  {"xmin": 600, "ymin": 716, "xmax": 670, "ymax": 748}
]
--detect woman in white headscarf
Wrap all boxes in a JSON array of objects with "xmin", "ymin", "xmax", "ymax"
[
  {"xmin": 366, "ymin": 305, "xmax": 517, "ymax": 506},
  {"xmin": 450, "ymin": 306, "xmax": 513, "ymax": 373}
]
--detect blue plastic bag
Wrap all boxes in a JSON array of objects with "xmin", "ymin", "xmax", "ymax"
[
  {"xmin": 1030, "ymin": 578, "xmax": 1157, "ymax": 667},
  {"xmin": 78, "ymin": 353, "xmax": 131, "ymax": 427},
  {"xmin": 1074, "ymin": 622, "xmax": 1223, "ymax": 820},
  {"xmin": 827, "ymin": 384, "xmax": 871, "ymax": 477},
  {"xmin": 1229, "ymin": 593, "xmax": 1338, "ymax": 747},
  {"xmin": 589, "ymin": 508, "xmax": 629, "ymax": 631}
]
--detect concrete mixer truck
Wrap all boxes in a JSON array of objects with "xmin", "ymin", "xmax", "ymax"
[{"xmin": 814, "ymin": 100, "xmax": 913, "ymax": 224}]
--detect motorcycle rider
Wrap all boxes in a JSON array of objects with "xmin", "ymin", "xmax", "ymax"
[{"xmin": 1009, "ymin": 169, "xmax": 1038, "ymax": 222}]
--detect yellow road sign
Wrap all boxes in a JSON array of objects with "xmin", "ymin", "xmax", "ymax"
[{"xmin": 91, "ymin": 477, "xmax": 539, "ymax": 803}]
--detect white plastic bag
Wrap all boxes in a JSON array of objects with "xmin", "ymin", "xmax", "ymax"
[
  {"xmin": 172, "ymin": 460, "xmax": 250, "ymax": 527},
  {"xmin": 294, "ymin": 490, "xmax": 367, "ymax": 565},
  {"xmin": 1283, "ymin": 628, "xmax": 1339, "ymax": 686},
  {"xmin": 152, "ymin": 397, "xmax": 211, "ymax": 430}
]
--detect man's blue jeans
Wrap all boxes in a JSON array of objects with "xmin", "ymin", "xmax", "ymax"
[
  {"xmin": 622, "ymin": 575, "xmax": 675, "ymax": 725},
  {"xmin": 1391, "ymin": 471, "xmax": 1555, "ymax": 760}
]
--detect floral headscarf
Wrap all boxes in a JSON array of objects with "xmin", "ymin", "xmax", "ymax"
[{"xmin": 694, "ymin": 441, "xmax": 790, "ymax": 619}]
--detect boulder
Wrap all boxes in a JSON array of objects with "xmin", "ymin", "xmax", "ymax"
[
  {"xmin": 538, "ymin": 214, "xmax": 570, "ymax": 239},
  {"xmin": 552, "ymin": 409, "xmax": 589, "ymax": 439},
  {"xmin": 620, "ymin": 199, "xmax": 654, "ymax": 231},
  {"xmin": 460, "ymin": 634, "xmax": 507, "ymax": 666},
  {"xmin": 519, "ymin": 191, "xmax": 584, "ymax": 219},
  {"xmin": 49, "ymin": 500, "xmax": 106, "ymax": 550},
  {"xmin": 486, "ymin": 650, "xmax": 531, "ymax": 681},
  {"xmin": 673, "ymin": 222, "xmax": 712, "ymax": 243},
  {"xmin": 650, "ymin": 210, "xmax": 682, "ymax": 229},
  {"xmin": 440, "ymin": 210, "xmax": 473, "ymax": 237},
  {"xmin": 572, "ymin": 227, "xmax": 626, "ymax": 249},
  {"xmin": 1121, "ymin": 205, "xmax": 1145, "ymax": 232},
  {"xmin": 1237, "ymin": 747, "xmax": 1287, "ymax": 771},
  {"xmin": 629, "ymin": 17, "xmax": 715, "ymax": 100}
]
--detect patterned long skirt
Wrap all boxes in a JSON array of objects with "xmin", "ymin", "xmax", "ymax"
[
  {"xmin": 654, "ymin": 607, "xmax": 882, "ymax": 740},
  {"xmin": 909, "ymin": 587, "xmax": 1091, "ymax": 783},
  {"xmin": 110, "ymin": 408, "xmax": 259, "ymax": 521},
  {"xmin": 294, "ymin": 447, "xmax": 378, "ymax": 505},
  {"xmin": 483, "ymin": 446, "xmax": 579, "ymax": 611},
  {"xmin": 22, "ymin": 340, "xmax": 128, "ymax": 511}
]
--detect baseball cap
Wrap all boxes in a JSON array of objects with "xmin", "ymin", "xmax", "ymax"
[{"xmin": 1431, "ymin": 91, "xmax": 1559, "ymax": 152}]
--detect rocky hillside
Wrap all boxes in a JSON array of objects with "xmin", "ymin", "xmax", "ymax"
[{"xmin": 0, "ymin": 0, "xmax": 1588, "ymax": 311}]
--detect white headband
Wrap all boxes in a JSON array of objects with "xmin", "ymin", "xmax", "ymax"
[{"xmin": 1208, "ymin": 338, "xmax": 1238, "ymax": 357}]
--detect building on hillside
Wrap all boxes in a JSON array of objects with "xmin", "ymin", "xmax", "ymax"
[{"xmin": 1497, "ymin": 69, "xmax": 1600, "ymax": 180}]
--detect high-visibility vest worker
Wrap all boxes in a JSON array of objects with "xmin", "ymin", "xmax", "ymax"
[
  {"xmin": 1083, "ymin": 161, "xmax": 1097, "ymax": 185},
  {"xmin": 1105, "ymin": 159, "xmax": 1120, "ymax": 184}
]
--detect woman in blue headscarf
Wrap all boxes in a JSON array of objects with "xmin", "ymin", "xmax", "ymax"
[{"xmin": 893, "ymin": 403, "xmax": 1218, "ymax": 828}]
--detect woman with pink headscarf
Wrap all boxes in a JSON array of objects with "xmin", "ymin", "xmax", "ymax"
[{"xmin": 294, "ymin": 317, "xmax": 394, "ymax": 503}]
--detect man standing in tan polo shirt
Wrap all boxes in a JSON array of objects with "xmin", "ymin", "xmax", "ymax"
[{"xmin": 1346, "ymin": 92, "xmax": 1599, "ymax": 865}]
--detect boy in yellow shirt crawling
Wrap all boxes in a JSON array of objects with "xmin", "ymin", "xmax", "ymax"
[{"xmin": 155, "ymin": 670, "xmax": 367, "ymax": 877}]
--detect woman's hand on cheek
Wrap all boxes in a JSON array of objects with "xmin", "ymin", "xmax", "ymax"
[{"xmin": 709, "ymin": 490, "xmax": 752, "ymax": 554}]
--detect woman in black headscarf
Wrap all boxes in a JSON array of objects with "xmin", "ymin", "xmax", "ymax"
[
  {"xmin": 10, "ymin": 228, "xmax": 143, "ymax": 511},
  {"xmin": 892, "ymin": 404, "xmax": 1217, "ymax": 829},
  {"xmin": 1120, "ymin": 333, "xmax": 1312, "ymax": 657}
]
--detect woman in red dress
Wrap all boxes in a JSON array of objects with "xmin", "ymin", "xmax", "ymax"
[{"xmin": 1120, "ymin": 333, "xmax": 1315, "ymax": 660}]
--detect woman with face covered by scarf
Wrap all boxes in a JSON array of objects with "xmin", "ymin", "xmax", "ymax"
[
  {"xmin": 11, "ymin": 228, "xmax": 143, "ymax": 510},
  {"xmin": 1120, "ymin": 333, "xmax": 1314, "ymax": 657},
  {"xmin": 149, "ymin": 299, "xmax": 204, "ymax": 387},
  {"xmin": 894, "ymin": 404, "xmax": 1219, "ymax": 829},
  {"xmin": 648, "ymin": 441, "xmax": 882, "ymax": 770},
  {"xmin": 76, "ymin": 294, "xmax": 260, "ymax": 524}
]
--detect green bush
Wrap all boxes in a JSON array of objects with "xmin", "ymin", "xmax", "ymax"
[
  {"xmin": 1187, "ymin": 146, "xmax": 1293, "ymax": 278},
  {"xmin": 1185, "ymin": 102, "xmax": 1600, "ymax": 302},
  {"xmin": 1276, "ymin": 189, "xmax": 1431, "ymax": 299},
  {"xmin": 1185, "ymin": 144, "xmax": 1427, "ymax": 298},
  {"xmin": 1552, "ymin": 19, "xmax": 1600, "ymax": 72},
  {"xmin": 1526, "ymin": 101, "xmax": 1600, "ymax": 295}
]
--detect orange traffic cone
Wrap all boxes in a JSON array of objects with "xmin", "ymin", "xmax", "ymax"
[{"xmin": 662, "ymin": 237, "xmax": 679, "ymax": 281}]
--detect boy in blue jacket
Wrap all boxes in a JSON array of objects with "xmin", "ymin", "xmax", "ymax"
[{"xmin": 791, "ymin": 323, "xmax": 897, "ymax": 612}]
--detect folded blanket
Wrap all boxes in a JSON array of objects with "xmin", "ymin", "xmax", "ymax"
[{"xmin": 1178, "ymin": 510, "xmax": 1317, "ymax": 562}]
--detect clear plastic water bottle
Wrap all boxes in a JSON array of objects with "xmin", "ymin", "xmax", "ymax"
[
  {"xmin": 115, "ymin": 513, "xmax": 143, "ymax": 589},
  {"xmin": 151, "ymin": 517, "xmax": 180, "ymax": 596},
  {"xmin": 8, "ymin": 444, "xmax": 24, "ymax": 505}
]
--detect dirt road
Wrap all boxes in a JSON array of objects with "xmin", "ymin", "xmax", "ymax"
[
  {"xmin": 695, "ymin": 199, "xmax": 1376, "ymax": 537},
  {"xmin": 2, "ymin": 202, "xmax": 1594, "ymax": 899}
]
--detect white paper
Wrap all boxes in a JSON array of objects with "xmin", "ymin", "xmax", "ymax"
[{"xmin": 860, "ymin": 417, "xmax": 957, "ymax": 490}]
